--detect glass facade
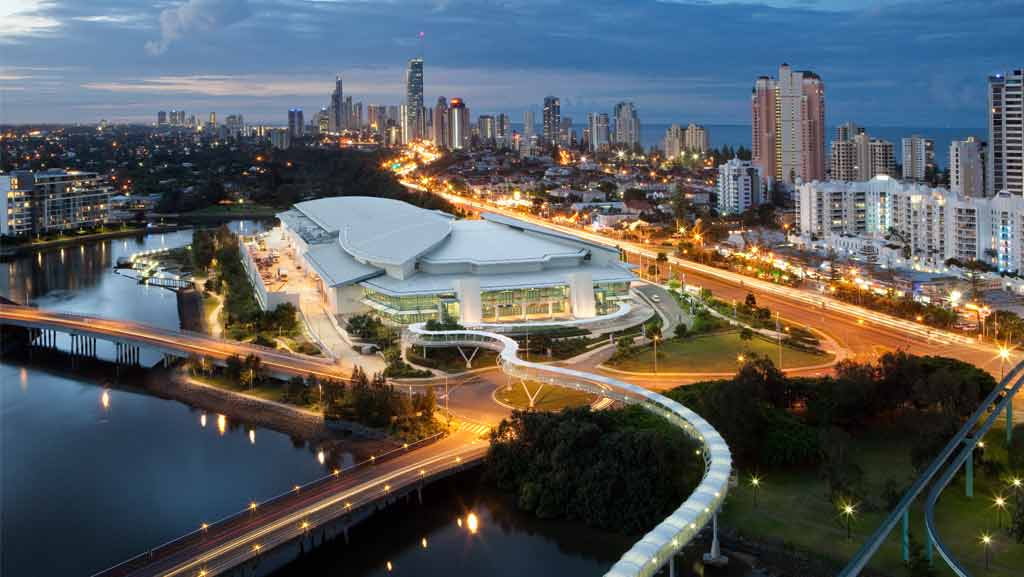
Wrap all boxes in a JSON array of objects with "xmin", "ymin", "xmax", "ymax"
[
  {"xmin": 481, "ymin": 286, "xmax": 569, "ymax": 322},
  {"xmin": 363, "ymin": 281, "xmax": 629, "ymax": 324}
]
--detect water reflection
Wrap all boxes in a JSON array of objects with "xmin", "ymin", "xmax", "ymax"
[
  {"xmin": 101, "ymin": 389, "xmax": 110, "ymax": 410},
  {"xmin": 217, "ymin": 413, "xmax": 227, "ymax": 435}
]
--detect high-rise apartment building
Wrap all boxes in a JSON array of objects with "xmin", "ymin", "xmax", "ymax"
[
  {"xmin": 449, "ymin": 98, "xmax": 470, "ymax": 150},
  {"xmin": 288, "ymin": 108, "xmax": 304, "ymax": 138},
  {"xmin": 496, "ymin": 113, "xmax": 511, "ymax": 149},
  {"xmin": 587, "ymin": 112, "xmax": 610, "ymax": 153},
  {"xmin": 751, "ymin": 63, "xmax": 826, "ymax": 185},
  {"xmin": 950, "ymin": 137, "xmax": 986, "ymax": 198},
  {"xmin": 830, "ymin": 123, "xmax": 894, "ymax": 181},
  {"xmin": 404, "ymin": 58, "xmax": 424, "ymax": 143},
  {"xmin": 988, "ymin": 69, "xmax": 1023, "ymax": 196},
  {"xmin": 157, "ymin": 111, "xmax": 168, "ymax": 126},
  {"xmin": 613, "ymin": 101, "xmax": 640, "ymax": 149},
  {"xmin": 432, "ymin": 97, "xmax": 449, "ymax": 149},
  {"xmin": 523, "ymin": 110, "xmax": 536, "ymax": 141},
  {"xmin": 478, "ymin": 115, "xmax": 496, "ymax": 145},
  {"xmin": 664, "ymin": 124, "xmax": 685, "ymax": 159},
  {"xmin": 901, "ymin": 135, "xmax": 934, "ymax": 182},
  {"xmin": 0, "ymin": 170, "xmax": 112, "ymax": 236},
  {"xmin": 330, "ymin": 76, "xmax": 343, "ymax": 133},
  {"xmin": 717, "ymin": 159, "xmax": 764, "ymax": 215},
  {"xmin": 367, "ymin": 105, "xmax": 387, "ymax": 133},
  {"xmin": 542, "ymin": 96, "xmax": 560, "ymax": 148},
  {"xmin": 685, "ymin": 123, "xmax": 708, "ymax": 153}
]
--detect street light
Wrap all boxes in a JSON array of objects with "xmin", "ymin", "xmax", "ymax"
[
  {"xmin": 750, "ymin": 475, "xmax": 761, "ymax": 508},
  {"xmin": 839, "ymin": 500, "xmax": 857, "ymax": 541},
  {"xmin": 980, "ymin": 533, "xmax": 993, "ymax": 570},
  {"xmin": 999, "ymin": 346, "xmax": 1010, "ymax": 380},
  {"xmin": 993, "ymin": 495, "xmax": 1008, "ymax": 528},
  {"xmin": 652, "ymin": 334, "xmax": 661, "ymax": 373}
]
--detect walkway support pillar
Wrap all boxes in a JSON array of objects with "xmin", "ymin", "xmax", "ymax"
[
  {"xmin": 702, "ymin": 511, "xmax": 728, "ymax": 567},
  {"xmin": 669, "ymin": 555, "xmax": 675, "ymax": 577},
  {"xmin": 965, "ymin": 444, "xmax": 974, "ymax": 498},
  {"xmin": 901, "ymin": 510, "xmax": 909, "ymax": 562},
  {"xmin": 926, "ymin": 530, "xmax": 933, "ymax": 564}
]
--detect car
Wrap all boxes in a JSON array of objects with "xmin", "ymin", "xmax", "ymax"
[{"xmin": 651, "ymin": 294, "xmax": 661, "ymax": 303}]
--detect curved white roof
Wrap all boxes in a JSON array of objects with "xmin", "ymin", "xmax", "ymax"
[
  {"xmin": 422, "ymin": 220, "xmax": 585, "ymax": 265},
  {"xmin": 293, "ymin": 196, "xmax": 453, "ymax": 266}
]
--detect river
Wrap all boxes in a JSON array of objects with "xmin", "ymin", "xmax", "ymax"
[{"xmin": 1, "ymin": 222, "xmax": 747, "ymax": 577}]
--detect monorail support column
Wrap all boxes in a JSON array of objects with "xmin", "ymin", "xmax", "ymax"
[
  {"xmin": 901, "ymin": 510, "xmax": 909, "ymax": 562},
  {"xmin": 926, "ymin": 531, "xmax": 933, "ymax": 564},
  {"xmin": 669, "ymin": 555, "xmax": 675, "ymax": 577}
]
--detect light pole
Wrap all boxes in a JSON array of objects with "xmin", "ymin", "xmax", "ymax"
[
  {"xmin": 652, "ymin": 335, "xmax": 660, "ymax": 374},
  {"xmin": 999, "ymin": 346, "xmax": 1010, "ymax": 381},
  {"xmin": 840, "ymin": 501, "xmax": 856, "ymax": 541},
  {"xmin": 980, "ymin": 533, "xmax": 992, "ymax": 570},
  {"xmin": 993, "ymin": 495, "xmax": 1007, "ymax": 529},
  {"xmin": 750, "ymin": 475, "xmax": 761, "ymax": 508}
]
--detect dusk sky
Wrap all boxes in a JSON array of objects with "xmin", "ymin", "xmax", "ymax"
[{"xmin": 1, "ymin": 0, "xmax": 1020, "ymax": 126}]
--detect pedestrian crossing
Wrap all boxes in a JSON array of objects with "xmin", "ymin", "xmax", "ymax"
[{"xmin": 456, "ymin": 420, "xmax": 493, "ymax": 438}]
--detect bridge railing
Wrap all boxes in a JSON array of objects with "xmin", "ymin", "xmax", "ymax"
[
  {"xmin": 90, "ymin": 431, "xmax": 447, "ymax": 577},
  {"xmin": 406, "ymin": 324, "xmax": 732, "ymax": 577},
  {"xmin": 0, "ymin": 304, "xmax": 331, "ymax": 365}
]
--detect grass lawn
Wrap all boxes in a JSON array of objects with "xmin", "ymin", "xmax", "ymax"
[
  {"xmin": 721, "ymin": 424, "xmax": 1024, "ymax": 576},
  {"xmin": 191, "ymin": 373, "xmax": 319, "ymax": 410},
  {"xmin": 607, "ymin": 330, "xmax": 833, "ymax": 373},
  {"xmin": 494, "ymin": 381, "xmax": 598, "ymax": 411}
]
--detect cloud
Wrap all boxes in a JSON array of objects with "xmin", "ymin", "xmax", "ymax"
[
  {"xmin": 145, "ymin": 0, "xmax": 252, "ymax": 55},
  {"xmin": 0, "ymin": 0, "xmax": 61, "ymax": 42}
]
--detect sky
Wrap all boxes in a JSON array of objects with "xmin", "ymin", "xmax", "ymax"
[{"xmin": 0, "ymin": 0, "xmax": 1020, "ymax": 126}]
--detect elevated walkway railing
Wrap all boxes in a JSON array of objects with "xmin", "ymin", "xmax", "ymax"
[
  {"xmin": 838, "ymin": 359, "xmax": 1024, "ymax": 577},
  {"xmin": 405, "ymin": 324, "xmax": 732, "ymax": 577}
]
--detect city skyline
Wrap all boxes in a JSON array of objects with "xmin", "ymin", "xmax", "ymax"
[{"xmin": 1, "ymin": 0, "xmax": 1020, "ymax": 126}]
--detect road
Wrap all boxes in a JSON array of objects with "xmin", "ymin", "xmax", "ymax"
[
  {"xmin": 0, "ymin": 304, "xmax": 355, "ymax": 382},
  {"xmin": 95, "ymin": 432, "xmax": 485, "ymax": 577},
  {"xmin": 412, "ymin": 184, "xmax": 1023, "ymax": 412}
]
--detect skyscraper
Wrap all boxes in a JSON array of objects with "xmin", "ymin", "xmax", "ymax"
[
  {"xmin": 449, "ymin": 98, "xmax": 469, "ymax": 150},
  {"xmin": 950, "ymin": 137, "xmax": 986, "ymax": 198},
  {"xmin": 542, "ymin": 96, "xmax": 560, "ymax": 148},
  {"xmin": 523, "ymin": 110, "xmax": 536, "ymax": 141},
  {"xmin": 288, "ymin": 108, "xmax": 304, "ymax": 138},
  {"xmin": 478, "ymin": 115, "xmax": 496, "ymax": 145},
  {"xmin": 157, "ymin": 111, "xmax": 168, "ymax": 126},
  {"xmin": 496, "ymin": 113, "xmax": 511, "ymax": 149},
  {"xmin": 751, "ymin": 63, "xmax": 826, "ymax": 185},
  {"xmin": 432, "ymin": 97, "xmax": 449, "ymax": 149},
  {"xmin": 613, "ymin": 101, "xmax": 640, "ymax": 149},
  {"xmin": 684, "ymin": 123, "xmax": 708, "ymax": 153},
  {"xmin": 988, "ymin": 69, "xmax": 1023, "ymax": 196},
  {"xmin": 587, "ymin": 112, "xmax": 610, "ymax": 153},
  {"xmin": 664, "ymin": 124, "xmax": 685, "ymax": 159},
  {"xmin": 404, "ymin": 58, "xmax": 424, "ymax": 143},
  {"xmin": 330, "ymin": 76, "xmax": 343, "ymax": 133},
  {"xmin": 901, "ymin": 135, "xmax": 934, "ymax": 182}
]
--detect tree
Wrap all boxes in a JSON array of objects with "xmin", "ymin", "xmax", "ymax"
[
  {"xmin": 906, "ymin": 533, "xmax": 938, "ymax": 576},
  {"xmin": 744, "ymin": 292, "xmax": 757, "ymax": 309},
  {"xmin": 224, "ymin": 354, "xmax": 243, "ymax": 382},
  {"xmin": 740, "ymin": 327, "xmax": 754, "ymax": 347},
  {"xmin": 673, "ymin": 323, "xmax": 688, "ymax": 339}
]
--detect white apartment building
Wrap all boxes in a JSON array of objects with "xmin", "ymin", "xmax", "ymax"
[
  {"xmin": 664, "ymin": 124, "xmax": 685, "ymax": 159},
  {"xmin": 1, "ymin": 170, "xmax": 112, "ymax": 237},
  {"xmin": 685, "ymin": 123, "xmax": 708, "ymax": 153},
  {"xmin": 797, "ymin": 176, "xmax": 1024, "ymax": 273},
  {"xmin": 901, "ymin": 135, "xmax": 934, "ymax": 182},
  {"xmin": 950, "ymin": 137, "xmax": 985, "ymax": 198},
  {"xmin": 717, "ymin": 158, "xmax": 763, "ymax": 215}
]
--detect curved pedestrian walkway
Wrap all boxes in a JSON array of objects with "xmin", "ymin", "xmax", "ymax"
[{"xmin": 406, "ymin": 323, "xmax": 732, "ymax": 577}]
